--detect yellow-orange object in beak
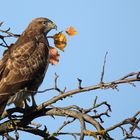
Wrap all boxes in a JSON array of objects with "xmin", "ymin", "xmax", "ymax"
[{"xmin": 53, "ymin": 32, "xmax": 67, "ymax": 51}]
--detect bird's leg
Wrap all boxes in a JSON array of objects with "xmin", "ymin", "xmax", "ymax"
[
  {"xmin": 24, "ymin": 99, "xmax": 30, "ymax": 109},
  {"xmin": 31, "ymin": 95, "xmax": 37, "ymax": 108}
]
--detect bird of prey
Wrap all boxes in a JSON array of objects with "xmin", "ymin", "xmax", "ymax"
[{"xmin": 0, "ymin": 17, "xmax": 58, "ymax": 116}]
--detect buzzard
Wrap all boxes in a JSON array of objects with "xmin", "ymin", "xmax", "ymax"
[{"xmin": 0, "ymin": 17, "xmax": 57, "ymax": 116}]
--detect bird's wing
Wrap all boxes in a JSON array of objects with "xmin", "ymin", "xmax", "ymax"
[{"xmin": 0, "ymin": 40, "xmax": 49, "ymax": 95}]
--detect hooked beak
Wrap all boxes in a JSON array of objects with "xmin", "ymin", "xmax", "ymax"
[
  {"xmin": 53, "ymin": 23, "xmax": 57, "ymax": 30},
  {"xmin": 48, "ymin": 22, "xmax": 57, "ymax": 30}
]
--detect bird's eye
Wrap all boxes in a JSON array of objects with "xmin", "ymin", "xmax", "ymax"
[{"xmin": 42, "ymin": 21, "xmax": 47, "ymax": 25}]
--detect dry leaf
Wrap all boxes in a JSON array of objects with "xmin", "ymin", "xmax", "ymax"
[
  {"xmin": 49, "ymin": 47, "xmax": 60, "ymax": 65},
  {"xmin": 66, "ymin": 26, "xmax": 77, "ymax": 36},
  {"xmin": 53, "ymin": 32, "xmax": 67, "ymax": 51}
]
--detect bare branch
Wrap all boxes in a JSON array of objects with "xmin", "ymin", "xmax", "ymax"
[
  {"xmin": 36, "ymin": 71, "xmax": 140, "ymax": 111},
  {"xmin": 100, "ymin": 51, "xmax": 108, "ymax": 83},
  {"xmin": 0, "ymin": 28, "xmax": 20, "ymax": 38},
  {"xmin": 49, "ymin": 119, "xmax": 75, "ymax": 139}
]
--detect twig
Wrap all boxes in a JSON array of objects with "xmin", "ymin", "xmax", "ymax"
[
  {"xmin": 120, "ymin": 72, "xmax": 139, "ymax": 80},
  {"xmin": 0, "ymin": 22, "xmax": 4, "ymax": 27},
  {"xmin": 0, "ymin": 42, "xmax": 7, "ymax": 48},
  {"xmin": 93, "ymin": 96, "xmax": 98, "ymax": 108},
  {"xmin": 100, "ymin": 51, "xmax": 108, "ymax": 83},
  {"xmin": 106, "ymin": 111, "xmax": 140, "ymax": 134},
  {"xmin": 46, "ymin": 36, "xmax": 54, "ymax": 38},
  {"xmin": 3, "ymin": 133, "xmax": 15, "ymax": 140},
  {"xmin": 49, "ymin": 119, "xmax": 75, "ymax": 139},
  {"xmin": 0, "ymin": 35, "xmax": 9, "ymax": 48},
  {"xmin": 26, "ymin": 73, "xmax": 64, "ymax": 94},
  {"xmin": 0, "ymin": 29, "xmax": 20, "ymax": 38},
  {"xmin": 77, "ymin": 78, "xmax": 83, "ymax": 89}
]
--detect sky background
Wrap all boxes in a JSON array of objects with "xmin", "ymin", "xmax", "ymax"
[{"xmin": 0, "ymin": 0, "xmax": 140, "ymax": 139}]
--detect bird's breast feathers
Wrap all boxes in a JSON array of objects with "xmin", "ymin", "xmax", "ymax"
[{"xmin": 0, "ymin": 39, "xmax": 49, "ymax": 104}]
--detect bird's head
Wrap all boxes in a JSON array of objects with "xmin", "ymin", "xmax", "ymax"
[{"xmin": 27, "ymin": 17, "xmax": 57, "ymax": 35}]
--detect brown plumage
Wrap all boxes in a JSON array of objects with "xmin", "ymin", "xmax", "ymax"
[{"xmin": 0, "ymin": 17, "xmax": 57, "ymax": 116}]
